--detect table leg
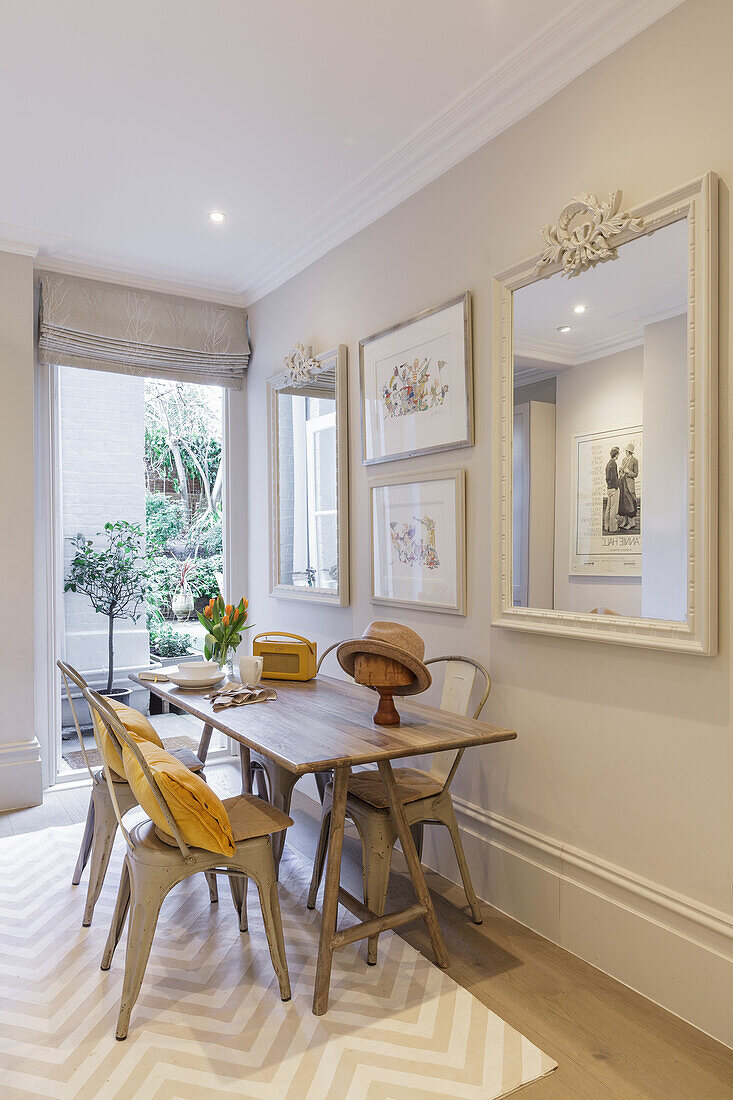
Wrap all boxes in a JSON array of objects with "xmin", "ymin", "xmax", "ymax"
[
  {"xmin": 238, "ymin": 744, "xmax": 252, "ymax": 794},
  {"xmin": 197, "ymin": 722, "xmax": 214, "ymax": 764},
  {"xmin": 313, "ymin": 763, "xmax": 349, "ymax": 1016},
  {"xmin": 377, "ymin": 759, "xmax": 449, "ymax": 969}
]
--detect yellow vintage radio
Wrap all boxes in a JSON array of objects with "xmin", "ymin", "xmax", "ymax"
[{"xmin": 252, "ymin": 631, "xmax": 318, "ymax": 681}]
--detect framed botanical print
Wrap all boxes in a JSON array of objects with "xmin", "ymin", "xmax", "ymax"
[
  {"xmin": 370, "ymin": 469, "xmax": 466, "ymax": 615},
  {"xmin": 359, "ymin": 292, "xmax": 473, "ymax": 464},
  {"xmin": 571, "ymin": 425, "xmax": 643, "ymax": 576}
]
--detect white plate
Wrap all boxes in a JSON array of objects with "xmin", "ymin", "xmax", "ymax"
[{"xmin": 167, "ymin": 672, "xmax": 225, "ymax": 691}]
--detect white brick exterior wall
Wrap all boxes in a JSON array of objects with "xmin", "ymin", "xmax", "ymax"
[{"xmin": 59, "ymin": 367, "xmax": 149, "ymax": 703}]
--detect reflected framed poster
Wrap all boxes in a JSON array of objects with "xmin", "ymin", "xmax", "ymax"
[
  {"xmin": 359, "ymin": 292, "xmax": 473, "ymax": 464},
  {"xmin": 571, "ymin": 425, "xmax": 643, "ymax": 576},
  {"xmin": 370, "ymin": 469, "xmax": 466, "ymax": 614}
]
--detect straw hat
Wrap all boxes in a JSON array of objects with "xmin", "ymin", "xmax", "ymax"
[
  {"xmin": 625, "ymin": 442, "xmax": 635, "ymax": 453},
  {"xmin": 337, "ymin": 621, "xmax": 432, "ymax": 696}
]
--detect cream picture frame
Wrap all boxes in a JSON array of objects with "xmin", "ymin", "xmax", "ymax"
[
  {"xmin": 359, "ymin": 293, "xmax": 473, "ymax": 465},
  {"xmin": 370, "ymin": 469, "xmax": 466, "ymax": 615}
]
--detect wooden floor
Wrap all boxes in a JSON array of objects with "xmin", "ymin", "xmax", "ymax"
[{"xmin": 2, "ymin": 760, "xmax": 731, "ymax": 1099}]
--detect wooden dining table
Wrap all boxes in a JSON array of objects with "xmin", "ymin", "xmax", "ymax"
[{"xmin": 130, "ymin": 671, "xmax": 516, "ymax": 1014}]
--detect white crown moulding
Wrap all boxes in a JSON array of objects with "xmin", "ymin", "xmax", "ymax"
[
  {"xmin": 233, "ymin": 0, "xmax": 686, "ymax": 305},
  {"xmin": 29, "ymin": 0, "xmax": 683, "ymax": 308}
]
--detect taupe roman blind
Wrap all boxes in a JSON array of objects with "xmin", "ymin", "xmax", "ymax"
[{"xmin": 38, "ymin": 271, "xmax": 249, "ymax": 388}]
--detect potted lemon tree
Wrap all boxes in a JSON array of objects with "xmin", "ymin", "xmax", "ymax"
[{"xmin": 65, "ymin": 521, "xmax": 150, "ymax": 702}]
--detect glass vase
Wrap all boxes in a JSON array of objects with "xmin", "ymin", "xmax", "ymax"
[{"xmin": 216, "ymin": 646, "xmax": 236, "ymax": 681}]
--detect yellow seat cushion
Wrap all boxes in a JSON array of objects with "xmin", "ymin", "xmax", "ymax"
[
  {"xmin": 122, "ymin": 740, "xmax": 235, "ymax": 858},
  {"xmin": 92, "ymin": 699, "xmax": 164, "ymax": 779}
]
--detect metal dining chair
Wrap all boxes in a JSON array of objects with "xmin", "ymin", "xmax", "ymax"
[
  {"xmin": 59, "ymin": 660, "xmax": 212, "ymax": 925},
  {"xmin": 83, "ymin": 686, "xmax": 293, "ymax": 1040},
  {"xmin": 307, "ymin": 655, "xmax": 491, "ymax": 964}
]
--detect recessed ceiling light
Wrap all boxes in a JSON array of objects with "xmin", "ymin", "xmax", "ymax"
[
  {"xmin": 557, "ymin": 325, "xmax": 572, "ymax": 334},
  {"xmin": 574, "ymin": 304, "xmax": 586, "ymax": 314},
  {"xmin": 208, "ymin": 210, "xmax": 227, "ymax": 224}
]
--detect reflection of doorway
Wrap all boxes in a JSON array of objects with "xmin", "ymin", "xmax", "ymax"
[
  {"xmin": 512, "ymin": 400, "xmax": 556, "ymax": 609},
  {"xmin": 305, "ymin": 409, "xmax": 337, "ymax": 588},
  {"xmin": 45, "ymin": 367, "xmax": 233, "ymax": 783}
]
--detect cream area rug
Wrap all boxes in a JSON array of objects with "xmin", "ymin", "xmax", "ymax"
[{"xmin": 0, "ymin": 823, "xmax": 556, "ymax": 1099}]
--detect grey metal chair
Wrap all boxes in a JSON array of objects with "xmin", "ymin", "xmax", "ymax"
[
  {"xmin": 307, "ymin": 656, "xmax": 491, "ymax": 964},
  {"xmin": 84, "ymin": 686, "xmax": 293, "ymax": 1040},
  {"xmin": 59, "ymin": 660, "xmax": 211, "ymax": 925}
]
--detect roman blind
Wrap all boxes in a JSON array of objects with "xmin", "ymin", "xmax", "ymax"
[{"xmin": 38, "ymin": 271, "xmax": 250, "ymax": 388}]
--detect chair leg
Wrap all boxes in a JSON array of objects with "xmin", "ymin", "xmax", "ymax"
[
  {"xmin": 444, "ymin": 803, "xmax": 482, "ymax": 924},
  {"xmin": 204, "ymin": 871, "xmax": 219, "ymax": 903},
  {"xmin": 410, "ymin": 822, "xmax": 424, "ymax": 860},
  {"xmin": 228, "ymin": 873, "xmax": 249, "ymax": 932},
  {"xmin": 72, "ymin": 793, "xmax": 96, "ymax": 885},
  {"xmin": 82, "ymin": 787, "xmax": 120, "ymax": 926},
  {"xmin": 101, "ymin": 857, "xmax": 132, "ymax": 971},
  {"xmin": 359, "ymin": 818, "xmax": 394, "ymax": 965},
  {"xmin": 115, "ymin": 868, "xmax": 173, "ymax": 1040},
  {"xmin": 306, "ymin": 808, "xmax": 331, "ymax": 909},
  {"xmin": 251, "ymin": 848, "xmax": 291, "ymax": 1001}
]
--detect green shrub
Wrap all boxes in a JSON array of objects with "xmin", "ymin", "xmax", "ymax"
[
  {"xmin": 145, "ymin": 493, "xmax": 186, "ymax": 552},
  {"xmin": 149, "ymin": 620, "xmax": 196, "ymax": 658},
  {"xmin": 189, "ymin": 553, "xmax": 223, "ymax": 600},
  {"xmin": 146, "ymin": 554, "xmax": 182, "ymax": 616}
]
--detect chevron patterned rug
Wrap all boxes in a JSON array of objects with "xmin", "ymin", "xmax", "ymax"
[{"xmin": 0, "ymin": 823, "xmax": 556, "ymax": 1099}]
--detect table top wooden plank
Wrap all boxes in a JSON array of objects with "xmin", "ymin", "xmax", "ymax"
[{"xmin": 130, "ymin": 673, "xmax": 516, "ymax": 775}]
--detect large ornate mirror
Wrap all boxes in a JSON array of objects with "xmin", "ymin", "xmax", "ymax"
[
  {"xmin": 268, "ymin": 344, "xmax": 349, "ymax": 604},
  {"xmin": 492, "ymin": 174, "xmax": 717, "ymax": 652}
]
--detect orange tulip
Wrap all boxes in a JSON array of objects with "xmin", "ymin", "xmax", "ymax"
[
  {"xmin": 225, "ymin": 604, "xmax": 233, "ymax": 615},
  {"xmin": 222, "ymin": 614, "xmax": 230, "ymax": 627},
  {"xmin": 203, "ymin": 606, "xmax": 213, "ymax": 619},
  {"xmin": 243, "ymin": 599, "xmax": 248, "ymax": 610},
  {"xmin": 232, "ymin": 608, "xmax": 239, "ymax": 622}
]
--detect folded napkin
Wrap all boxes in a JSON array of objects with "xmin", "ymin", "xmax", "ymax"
[
  {"xmin": 138, "ymin": 667, "xmax": 174, "ymax": 683},
  {"xmin": 206, "ymin": 681, "xmax": 278, "ymax": 711}
]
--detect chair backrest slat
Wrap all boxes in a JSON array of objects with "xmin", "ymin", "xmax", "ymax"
[
  {"xmin": 316, "ymin": 640, "xmax": 354, "ymax": 681},
  {"xmin": 424, "ymin": 656, "xmax": 491, "ymax": 789},
  {"xmin": 82, "ymin": 686, "xmax": 193, "ymax": 860},
  {"xmin": 57, "ymin": 660, "xmax": 97, "ymax": 778}
]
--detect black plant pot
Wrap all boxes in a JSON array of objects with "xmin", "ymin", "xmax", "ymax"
[{"xmin": 104, "ymin": 686, "xmax": 133, "ymax": 707}]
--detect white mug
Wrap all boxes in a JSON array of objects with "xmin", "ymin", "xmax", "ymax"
[{"xmin": 239, "ymin": 654, "xmax": 263, "ymax": 685}]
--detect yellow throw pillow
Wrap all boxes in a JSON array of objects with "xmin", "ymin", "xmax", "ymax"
[
  {"xmin": 92, "ymin": 698, "xmax": 164, "ymax": 779},
  {"xmin": 122, "ymin": 740, "xmax": 235, "ymax": 858}
]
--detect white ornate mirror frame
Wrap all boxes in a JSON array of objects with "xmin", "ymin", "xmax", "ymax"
[
  {"xmin": 268, "ymin": 344, "xmax": 350, "ymax": 605},
  {"xmin": 491, "ymin": 173, "xmax": 718, "ymax": 653}
]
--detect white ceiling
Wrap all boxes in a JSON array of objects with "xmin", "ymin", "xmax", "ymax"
[
  {"xmin": 0, "ymin": 0, "xmax": 684, "ymax": 304},
  {"xmin": 514, "ymin": 217, "xmax": 688, "ymax": 377}
]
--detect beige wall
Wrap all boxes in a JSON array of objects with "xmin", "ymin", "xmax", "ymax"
[
  {"xmin": 0, "ymin": 250, "xmax": 42, "ymax": 810},
  {"xmin": 244, "ymin": 0, "xmax": 733, "ymax": 1044}
]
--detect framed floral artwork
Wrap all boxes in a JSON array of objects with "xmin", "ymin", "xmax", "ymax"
[
  {"xmin": 370, "ymin": 469, "xmax": 466, "ymax": 615},
  {"xmin": 359, "ymin": 292, "xmax": 473, "ymax": 464}
]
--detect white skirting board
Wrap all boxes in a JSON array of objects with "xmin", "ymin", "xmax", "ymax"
[
  {"xmin": 0, "ymin": 737, "xmax": 43, "ymax": 811},
  {"xmin": 420, "ymin": 796, "xmax": 733, "ymax": 1050}
]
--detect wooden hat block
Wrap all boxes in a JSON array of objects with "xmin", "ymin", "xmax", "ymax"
[{"xmin": 353, "ymin": 652, "xmax": 412, "ymax": 726}]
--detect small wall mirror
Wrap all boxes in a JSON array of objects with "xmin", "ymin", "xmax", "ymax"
[
  {"xmin": 493, "ymin": 175, "xmax": 717, "ymax": 653},
  {"xmin": 268, "ymin": 345, "xmax": 349, "ymax": 604}
]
